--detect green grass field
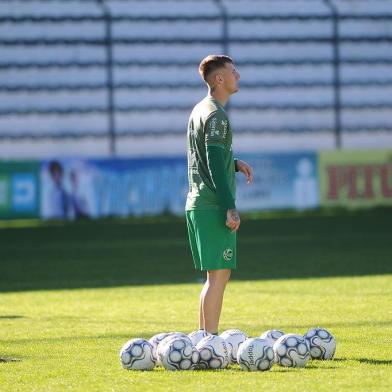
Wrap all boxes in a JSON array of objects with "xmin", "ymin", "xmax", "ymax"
[{"xmin": 0, "ymin": 209, "xmax": 391, "ymax": 391}]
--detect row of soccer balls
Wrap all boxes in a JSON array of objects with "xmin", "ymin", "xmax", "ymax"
[{"xmin": 120, "ymin": 327, "xmax": 336, "ymax": 371}]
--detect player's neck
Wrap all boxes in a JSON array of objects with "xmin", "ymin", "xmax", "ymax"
[{"xmin": 208, "ymin": 88, "xmax": 230, "ymax": 107}]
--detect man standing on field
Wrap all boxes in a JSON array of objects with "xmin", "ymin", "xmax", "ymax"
[{"xmin": 186, "ymin": 55, "xmax": 253, "ymax": 335}]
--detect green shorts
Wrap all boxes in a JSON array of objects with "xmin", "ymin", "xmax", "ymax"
[{"xmin": 186, "ymin": 210, "xmax": 237, "ymax": 271}]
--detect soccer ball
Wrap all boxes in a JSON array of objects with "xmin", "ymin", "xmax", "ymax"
[
  {"xmin": 260, "ymin": 329, "xmax": 285, "ymax": 363},
  {"xmin": 196, "ymin": 335, "xmax": 231, "ymax": 369},
  {"xmin": 304, "ymin": 327, "xmax": 336, "ymax": 360},
  {"xmin": 188, "ymin": 329, "xmax": 210, "ymax": 346},
  {"xmin": 237, "ymin": 338, "xmax": 274, "ymax": 371},
  {"xmin": 156, "ymin": 332, "xmax": 192, "ymax": 366},
  {"xmin": 273, "ymin": 334, "xmax": 310, "ymax": 368},
  {"xmin": 220, "ymin": 329, "xmax": 247, "ymax": 364},
  {"xmin": 119, "ymin": 338, "xmax": 156, "ymax": 370},
  {"xmin": 260, "ymin": 329, "xmax": 285, "ymax": 345},
  {"xmin": 159, "ymin": 336, "xmax": 199, "ymax": 370},
  {"xmin": 148, "ymin": 332, "xmax": 171, "ymax": 361}
]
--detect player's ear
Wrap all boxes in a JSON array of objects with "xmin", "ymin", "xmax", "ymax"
[{"xmin": 214, "ymin": 72, "xmax": 224, "ymax": 85}]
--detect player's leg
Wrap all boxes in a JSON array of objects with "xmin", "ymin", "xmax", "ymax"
[
  {"xmin": 186, "ymin": 211, "xmax": 205, "ymax": 328},
  {"xmin": 189, "ymin": 210, "xmax": 236, "ymax": 332},
  {"xmin": 199, "ymin": 280, "xmax": 208, "ymax": 329},
  {"xmin": 201, "ymin": 269, "xmax": 231, "ymax": 334}
]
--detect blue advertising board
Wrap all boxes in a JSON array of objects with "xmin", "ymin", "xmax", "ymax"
[
  {"xmin": 236, "ymin": 152, "xmax": 319, "ymax": 211},
  {"xmin": 40, "ymin": 152, "xmax": 319, "ymax": 220},
  {"xmin": 40, "ymin": 158, "xmax": 188, "ymax": 219}
]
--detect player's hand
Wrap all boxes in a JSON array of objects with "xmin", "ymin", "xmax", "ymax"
[
  {"xmin": 226, "ymin": 209, "xmax": 240, "ymax": 232},
  {"xmin": 236, "ymin": 159, "xmax": 253, "ymax": 184}
]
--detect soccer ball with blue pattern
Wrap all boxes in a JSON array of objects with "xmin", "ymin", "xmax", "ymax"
[
  {"xmin": 119, "ymin": 338, "xmax": 156, "ymax": 370},
  {"xmin": 188, "ymin": 329, "xmax": 211, "ymax": 346},
  {"xmin": 304, "ymin": 328, "xmax": 336, "ymax": 360},
  {"xmin": 220, "ymin": 329, "xmax": 247, "ymax": 364},
  {"xmin": 260, "ymin": 329, "xmax": 285, "ymax": 363},
  {"xmin": 196, "ymin": 335, "xmax": 231, "ymax": 369},
  {"xmin": 148, "ymin": 332, "xmax": 171, "ymax": 361},
  {"xmin": 159, "ymin": 336, "xmax": 199, "ymax": 370},
  {"xmin": 237, "ymin": 338, "xmax": 274, "ymax": 371},
  {"xmin": 273, "ymin": 334, "xmax": 310, "ymax": 368},
  {"xmin": 156, "ymin": 332, "xmax": 192, "ymax": 366},
  {"xmin": 260, "ymin": 329, "xmax": 285, "ymax": 345}
]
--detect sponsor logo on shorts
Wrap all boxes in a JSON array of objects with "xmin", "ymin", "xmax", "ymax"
[{"xmin": 223, "ymin": 248, "xmax": 233, "ymax": 261}]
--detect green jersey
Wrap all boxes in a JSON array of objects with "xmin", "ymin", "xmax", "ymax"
[{"xmin": 186, "ymin": 96, "xmax": 236, "ymax": 211}]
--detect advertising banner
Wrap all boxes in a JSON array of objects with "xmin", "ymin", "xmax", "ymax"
[
  {"xmin": 0, "ymin": 161, "xmax": 40, "ymax": 219},
  {"xmin": 236, "ymin": 152, "xmax": 319, "ymax": 211},
  {"xmin": 9, "ymin": 149, "xmax": 392, "ymax": 220},
  {"xmin": 40, "ymin": 152, "xmax": 320, "ymax": 220},
  {"xmin": 40, "ymin": 158, "xmax": 188, "ymax": 219},
  {"xmin": 319, "ymin": 149, "xmax": 392, "ymax": 208}
]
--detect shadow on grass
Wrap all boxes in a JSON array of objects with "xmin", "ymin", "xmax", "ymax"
[
  {"xmin": 274, "ymin": 320, "xmax": 392, "ymax": 330},
  {"xmin": 0, "ymin": 315, "xmax": 24, "ymax": 319},
  {"xmin": 0, "ymin": 210, "xmax": 391, "ymax": 292},
  {"xmin": 358, "ymin": 358, "xmax": 392, "ymax": 365},
  {"xmin": 0, "ymin": 332, "xmax": 163, "ymax": 345},
  {"xmin": 332, "ymin": 357, "xmax": 392, "ymax": 366},
  {"xmin": 0, "ymin": 357, "xmax": 22, "ymax": 363}
]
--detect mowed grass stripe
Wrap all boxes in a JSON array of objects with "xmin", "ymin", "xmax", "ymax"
[
  {"xmin": 0, "ymin": 210, "xmax": 391, "ymax": 390},
  {"xmin": 0, "ymin": 276, "xmax": 391, "ymax": 391},
  {"xmin": 1, "ymin": 209, "xmax": 391, "ymax": 292}
]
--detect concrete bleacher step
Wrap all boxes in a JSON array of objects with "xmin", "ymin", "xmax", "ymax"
[
  {"xmin": 0, "ymin": 0, "xmax": 391, "ymax": 149},
  {"xmin": 107, "ymin": 0, "xmax": 219, "ymax": 17},
  {"xmin": 1, "ymin": 1, "xmax": 101, "ymax": 16},
  {"xmin": 12, "ymin": 80, "xmax": 389, "ymax": 113}
]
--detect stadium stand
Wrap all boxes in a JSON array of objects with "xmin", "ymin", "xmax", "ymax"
[{"xmin": 0, "ymin": 0, "xmax": 392, "ymax": 156}]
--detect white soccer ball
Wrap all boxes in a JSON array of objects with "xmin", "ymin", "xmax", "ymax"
[
  {"xmin": 220, "ymin": 329, "xmax": 247, "ymax": 364},
  {"xmin": 119, "ymin": 338, "xmax": 156, "ymax": 370},
  {"xmin": 148, "ymin": 332, "xmax": 171, "ymax": 361},
  {"xmin": 260, "ymin": 329, "xmax": 285, "ymax": 363},
  {"xmin": 260, "ymin": 329, "xmax": 285, "ymax": 345},
  {"xmin": 159, "ymin": 336, "xmax": 199, "ymax": 370},
  {"xmin": 188, "ymin": 329, "xmax": 210, "ymax": 346},
  {"xmin": 237, "ymin": 338, "xmax": 274, "ymax": 371},
  {"xmin": 304, "ymin": 327, "xmax": 336, "ymax": 360},
  {"xmin": 273, "ymin": 334, "xmax": 310, "ymax": 368},
  {"xmin": 196, "ymin": 335, "xmax": 231, "ymax": 369},
  {"xmin": 156, "ymin": 332, "xmax": 192, "ymax": 366}
]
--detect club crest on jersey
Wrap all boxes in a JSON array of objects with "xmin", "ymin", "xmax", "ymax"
[{"xmin": 223, "ymin": 248, "xmax": 233, "ymax": 261}]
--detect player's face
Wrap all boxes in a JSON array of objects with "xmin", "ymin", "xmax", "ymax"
[{"xmin": 223, "ymin": 62, "xmax": 240, "ymax": 94}]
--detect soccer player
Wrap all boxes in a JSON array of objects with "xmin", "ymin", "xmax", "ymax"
[{"xmin": 186, "ymin": 55, "xmax": 253, "ymax": 335}]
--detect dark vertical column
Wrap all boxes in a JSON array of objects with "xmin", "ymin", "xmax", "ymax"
[
  {"xmin": 324, "ymin": 0, "xmax": 342, "ymax": 149},
  {"xmin": 98, "ymin": 0, "xmax": 116, "ymax": 156},
  {"xmin": 214, "ymin": 0, "xmax": 230, "ymax": 112}
]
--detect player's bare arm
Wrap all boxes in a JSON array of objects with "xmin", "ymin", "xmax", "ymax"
[
  {"xmin": 236, "ymin": 159, "xmax": 253, "ymax": 184},
  {"xmin": 226, "ymin": 208, "xmax": 240, "ymax": 232}
]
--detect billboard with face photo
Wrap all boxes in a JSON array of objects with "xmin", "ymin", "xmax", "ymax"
[{"xmin": 40, "ymin": 157, "xmax": 188, "ymax": 220}]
